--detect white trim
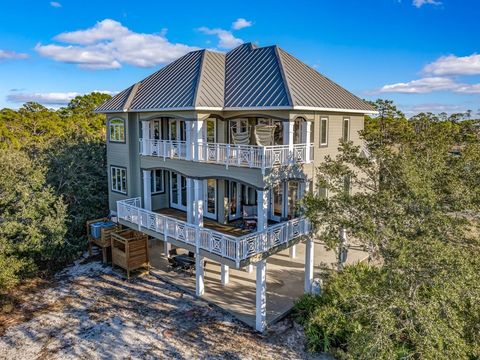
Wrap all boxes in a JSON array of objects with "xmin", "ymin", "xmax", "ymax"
[
  {"xmin": 320, "ymin": 117, "xmax": 328, "ymax": 146},
  {"xmin": 151, "ymin": 169, "xmax": 164, "ymax": 194},
  {"xmin": 204, "ymin": 179, "xmax": 217, "ymax": 220},
  {"xmin": 97, "ymin": 106, "xmax": 377, "ymax": 115},
  {"xmin": 343, "ymin": 117, "xmax": 350, "ymax": 142},
  {"xmin": 111, "ymin": 166, "xmax": 127, "ymax": 194}
]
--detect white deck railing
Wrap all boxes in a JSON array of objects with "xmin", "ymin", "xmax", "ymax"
[
  {"xmin": 140, "ymin": 139, "xmax": 313, "ymax": 172},
  {"xmin": 117, "ymin": 198, "xmax": 310, "ymax": 267},
  {"xmin": 140, "ymin": 139, "xmax": 187, "ymax": 160}
]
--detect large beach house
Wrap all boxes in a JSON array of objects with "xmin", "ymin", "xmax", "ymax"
[{"xmin": 96, "ymin": 43, "xmax": 375, "ymax": 332}]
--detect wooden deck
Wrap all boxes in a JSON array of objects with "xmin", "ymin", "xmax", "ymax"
[{"xmin": 154, "ymin": 208, "xmax": 253, "ymax": 237}]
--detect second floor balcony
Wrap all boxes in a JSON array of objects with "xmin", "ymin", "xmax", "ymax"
[{"xmin": 139, "ymin": 138, "xmax": 313, "ymax": 173}]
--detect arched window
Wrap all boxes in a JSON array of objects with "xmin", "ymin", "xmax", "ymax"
[{"xmin": 109, "ymin": 118, "xmax": 125, "ymax": 142}]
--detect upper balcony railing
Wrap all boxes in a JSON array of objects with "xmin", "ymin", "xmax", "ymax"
[
  {"xmin": 117, "ymin": 198, "xmax": 311, "ymax": 267},
  {"xmin": 140, "ymin": 139, "xmax": 313, "ymax": 173}
]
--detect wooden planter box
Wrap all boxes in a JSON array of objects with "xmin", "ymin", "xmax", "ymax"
[
  {"xmin": 111, "ymin": 229, "xmax": 149, "ymax": 279},
  {"xmin": 87, "ymin": 218, "xmax": 122, "ymax": 263}
]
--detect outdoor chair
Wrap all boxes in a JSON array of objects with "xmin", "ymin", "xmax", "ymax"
[{"xmin": 254, "ymin": 124, "xmax": 276, "ymax": 146}]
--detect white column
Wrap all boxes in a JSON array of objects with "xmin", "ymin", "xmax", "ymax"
[
  {"xmin": 289, "ymin": 245, "xmax": 296, "ymax": 259},
  {"xmin": 257, "ymin": 189, "xmax": 268, "ymax": 231},
  {"xmin": 246, "ymin": 264, "xmax": 253, "ymax": 273},
  {"xmin": 142, "ymin": 170, "xmax": 152, "ymax": 211},
  {"xmin": 194, "ymin": 119, "xmax": 205, "ymax": 161},
  {"xmin": 185, "ymin": 121, "xmax": 192, "ymax": 161},
  {"xmin": 193, "ymin": 179, "xmax": 204, "ymax": 227},
  {"xmin": 255, "ymin": 259, "xmax": 267, "ymax": 332},
  {"xmin": 221, "ymin": 264, "xmax": 229, "ymax": 286},
  {"xmin": 164, "ymin": 242, "xmax": 171, "ymax": 257},
  {"xmin": 186, "ymin": 178, "xmax": 194, "ymax": 224},
  {"xmin": 141, "ymin": 120, "xmax": 150, "ymax": 155},
  {"xmin": 305, "ymin": 121, "xmax": 312, "ymax": 162},
  {"xmin": 196, "ymin": 255, "xmax": 205, "ymax": 296},
  {"xmin": 304, "ymin": 238, "xmax": 314, "ymax": 293}
]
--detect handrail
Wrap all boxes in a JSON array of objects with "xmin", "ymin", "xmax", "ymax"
[
  {"xmin": 140, "ymin": 138, "xmax": 314, "ymax": 173},
  {"xmin": 117, "ymin": 198, "xmax": 310, "ymax": 267}
]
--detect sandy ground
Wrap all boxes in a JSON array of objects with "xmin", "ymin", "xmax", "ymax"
[{"xmin": 0, "ymin": 253, "xmax": 329, "ymax": 360}]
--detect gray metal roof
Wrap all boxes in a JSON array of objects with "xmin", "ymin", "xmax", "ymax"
[{"xmin": 96, "ymin": 43, "xmax": 374, "ymax": 113}]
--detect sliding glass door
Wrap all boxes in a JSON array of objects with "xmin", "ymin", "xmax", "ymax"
[{"xmin": 204, "ymin": 179, "xmax": 217, "ymax": 220}]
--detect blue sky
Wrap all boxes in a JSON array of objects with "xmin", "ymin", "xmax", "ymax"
[{"xmin": 1, "ymin": 0, "xmax": 479, "ymax": 115}]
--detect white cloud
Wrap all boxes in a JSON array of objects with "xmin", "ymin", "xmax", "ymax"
[
  {"xmin": 423, "ymin": 54, "xmax": 480, "ymax": 76},
  {"xmin": 50, "ymin": 1, "xmax": 61, "ymax": 7},
  {"xmin": 232, "ymin": 18, "xmax": 252, "ymax": 30},
  {"xmin": 7, "ymin": 90, "xmax": 116, "ymax": 105},
  {"xmin": 198, "ymin": 27, "xmax": 243, "ymax": 49},
  {"xmin": 412, "ymin": 0, "xmax": 441, "ymax": 8},
  {"xmin": 380, "ymin": 77, "xmax": 480, "ymax": 94},
  {"xmin": 0, "ymin": 49, "xmax": 28, "ymax": 60},
  {"xmin": 35, "ymin": 19, "xmax": 198, "ymax": 69},
  {"xmin": 380, "ymin": 77, "xmax": 458, "ymax": 93}
]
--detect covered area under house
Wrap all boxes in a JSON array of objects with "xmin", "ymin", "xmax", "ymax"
[{"xmin": 117, "ymin": 170, "xmax": 313, "ymax": 331}]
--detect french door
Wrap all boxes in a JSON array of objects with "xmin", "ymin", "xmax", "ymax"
[
  {"xmin": 204, "ymin": 179, "xmax": 217, "ymax": 220},
  {"xmin": 228, "ymin": 181, "xmax": 242, "ymax": 220},
  {"xmin": 169, "ymin": 119, "xmax": 186, "ymax": 142},
  {"xmin": 169, "ymin": 172, "xmax": 187, "ymax": 211},
  {"xmin": 270, "ymin": 183, "xmax": 284, "ymax": 222}
]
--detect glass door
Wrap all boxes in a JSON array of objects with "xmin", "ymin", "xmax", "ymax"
[
  {"xmin": 169, "ymin": 172, "xmax": 187, "ymax": 211},
  {"xmin": 287, "ymin": 181, "xmax": 300, "ymax": 219},
  {"xmin": 169, "ymin": 119, "xmax": 186, "ymax": 141},
  {"xmin": 228, "ymin": 181, "xmax": 242, "ymax": 221},
  {"xmin": 270, "ymin": 183, "xmax": 284, "ymax": 222},
  {"xmin": 204, "ymin": 179, "xmax": 217, "ymax": 220}
]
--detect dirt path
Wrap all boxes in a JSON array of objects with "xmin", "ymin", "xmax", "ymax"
[{"xmin": 0, "ymin": 254, "xmax": 326, "ymax": 359}]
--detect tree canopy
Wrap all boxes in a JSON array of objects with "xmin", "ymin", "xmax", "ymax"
[
  {"xmin": 0, "ymin": 93, "xmax": 110, "ymax": 290},
  {"xmin": 295, "ymin": 99, "xmax": 480, "ymax": 359}
]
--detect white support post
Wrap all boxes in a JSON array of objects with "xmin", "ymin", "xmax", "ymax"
[
  {"xmin": 142, "ymin": 170, "xmax": 152, "ymax": 211},
  {"xmin": 164, "ymin": 242, "xmax": 171, "ymax": 257},
  {"xmin": 289, "ymin": 245, "xmax": 296, "ymax": 259},
  {"xmin": 194, "ymin": 119, "xmax": 205, "ymax": 161},
  {"xmin": 193, "ymin": 179, "xmax": 204, "ymax": 227},
  {"xmin": 185, "ymin": 121, "xmax": 193, "ymax": 161},
  {"xmin": 246, "ymin": 264, "xmax": 253, "ymax": 273},
  {"xmin": 283, "ymin": 120, "xmax": 294, "ymax": 163},
  {"xmin": 186, "ymin": 178, "xmax": 194, "ymax": 224},
  {"xmin": 141, "ymin": 120, "xmax": 150, "ymax": 155},
  {"xmin": 195, "ymin": 255, "xmax": 205, "ymax": 296},
  {"xmin": 305, "ymin": 121, "xmax": 312, "ymax": 162},
  {"xmin": 257, "ymin": 189, "xmax": 268, "ymax": 232},
  {"xmin": 221, "ymin": 264, "xmax": 229, "ymax": 286},
  {"xmin": 255, "ymin": 259, "xmax": 267, "ymax": 332},
  {"xmin": 304, "ymin": 238, "xmax": 314, "ymax": 293}
]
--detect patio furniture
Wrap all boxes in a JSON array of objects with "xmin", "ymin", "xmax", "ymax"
[
  {"xmin": 254, "ymin": 124, "xmax": 276, "ymax": 146},
  {"xmin": 231, "ymin": 125, "xmax": 251, "ymax": 145}
]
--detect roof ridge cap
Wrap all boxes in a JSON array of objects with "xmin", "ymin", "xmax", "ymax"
[
  {"xmin": 274, "ymin": 46, "xmax": 294, "ymax": 107},
  {"xmin": 193, "ymin": 49, "xmax": 207, "ymax": 107},
  {"xmin": 122, "ymin": 82, "xmax": 141, "ymax": 111}
]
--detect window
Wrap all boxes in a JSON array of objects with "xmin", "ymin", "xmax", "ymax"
[
  {"xmin": 109, "ymin": 119, "xmax": 125, "ymax": 142},
  {"xmin": 205, "ymin": 118, "xmax": 216, "ymax": 143},
  {"xmin": 111, "ymin": 166, "xmax": 127, "ymax": 194},
  {"xmin": 320, "ymin": 117, "xmax": 328, "ymax": 146},
  {"xmin": 151, "ymin": 169, "xmax": 164, "ymax": 194},
  {"xmin": 342, "ymin": 117, "xmax": 350, "ymax": 142}
]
